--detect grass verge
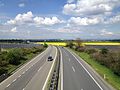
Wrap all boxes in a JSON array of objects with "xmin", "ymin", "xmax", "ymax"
[{"xmin": 69, "ymin": 48, "xmax": 120, "ymax": 90}]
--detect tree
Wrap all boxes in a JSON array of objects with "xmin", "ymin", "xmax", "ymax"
[
  {"xmin": 7, "ymin": 49, "xmax": 24, "ymax": 65},
  {"xmin": 100, "ymin": 48, "xmax": 109, "ymax": 54},
  {"xmin": 66, "ymin": 41, "xmax": 74, "ymax": 48},
  {"xmin": 75, "ymin": 38, "xmax": 83, "ymax": 48}
]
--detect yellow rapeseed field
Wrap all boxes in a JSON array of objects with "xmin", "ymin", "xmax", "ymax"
[
  {"xmin": 36, "ymin": 42, "xmax": 67, "ymax": 46},
  {"xmin": 83, "ymin": 42, "xmax": 120, "ymax": 45},
  {"xmin": 36, "ymin": 42, "xmax": 120, "ymax": 46}
]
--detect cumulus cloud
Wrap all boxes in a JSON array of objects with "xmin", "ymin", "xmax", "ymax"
[
  {"xmin": 104, "ymin": 15, "xmax": 120, "ymax": 24},
  {"xmin": 18, "ymin": 3, "xmax": 25, "ymax": 7},
  {"xmin": 67, "ymin": 0, "xmax": 75, "ymax": 3},
  {"xmin": 68, "ymin": 17, "xmax": 102, "ymax": 25},
  {"xmin": 11, "ymin": 27, "xmax": 17, "ymax": 32},
  {"xmin": 6, "ymin": 11, "xmax": 64, "ymax": 26},
  {"xmin": 7, "ymin": 11, "xmax": 33, "ymax": 25},
  {"xmin": 100, "ymin": 29, "xmax": 113, "ymax": 36},
  {"xmin": 34, "ymin": 16, "xmax": 64, "ymax": 26},
  {"xmin": 63, "ymin": 0, "xmax": 120, "ymax": 16},
  {"xmin": 57, "ymin": 28, "xmax": 81, "ymax": 33}
]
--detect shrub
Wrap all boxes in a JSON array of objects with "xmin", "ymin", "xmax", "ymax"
[
  {"xmin": 100, "ymin": 48, "xmax": 109, "ymax": 54},
  {"xmin": 0, "ymin": 67, "xmax": 8, "ymax": 75},
  {"xmin": 85, "ymin": 48, "xmax": 98, "ymax": 54},
  {"xmin": 7, "ymin": 49, "xmax": 24, "ymax": 65},
  {"xmin": 43, "ymin": 43, "xmax": 48, "ymax": 48}
]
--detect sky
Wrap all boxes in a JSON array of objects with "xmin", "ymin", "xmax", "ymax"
[{"xmin": 0, "ymin": 0, "xmax": 120, "ymax": 40}]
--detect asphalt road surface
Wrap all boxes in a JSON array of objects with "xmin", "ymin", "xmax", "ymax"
[
  {"xmin": 59, "ymin": 47, "xmax": 115, "ymax": 90},
  {"xmin": 0, "ymin": 46, "xmax": 57, "ymax": 90}
]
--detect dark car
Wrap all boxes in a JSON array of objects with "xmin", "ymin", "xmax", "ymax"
[{"xmin": 48, "ymin": 56, "xmax": 53, "ymax": 61}]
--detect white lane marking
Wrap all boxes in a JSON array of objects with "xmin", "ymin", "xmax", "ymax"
[
  {"xmin": 72, "ymin": 66, "xmax": 75, "ymax": 72},
  {"xmin": 26, "ymin": 68, "xmax": 29, "ymax": 72},
  {"xmin": 22, "ymin": 71, "xmax": 25, "ymax": 75},
  {"xmin": 38, "ymin": 67, "xmax": 42, "ymax": 72},
  {"xmin": 69, "ymin": 58, "xmax": 70, "ymax": 62},
  {"xmin": 42, "ymin": 47, "xmax": 57, "ymax": 90},
  {"xmin": 12, "ymin": 79, "xmax": 16, "ymax": 82},
  {"xmin": 59, "ymin": 48, "xmax": 63, "ymax": 90},
  {"xmin": 81, "ymin": 89, "xmax": 83, "ymax": 90},
  {"xmin": 23, "ymin": 88, "xmax": 25, "ymax": 90},
  {"xmin": 0, "ymin": 46, "xmax": 50, "ymax": 87},
  {"xmin": 6, "ymin": 84, "xmax": 11, "ymax": 87},
  {"xmin": 18, "ymin": 75, "xmax": 21, "ymax": 78},
  {"xmin": 66, "ymin": 48, "xmax": 103, "ymax": 90}
]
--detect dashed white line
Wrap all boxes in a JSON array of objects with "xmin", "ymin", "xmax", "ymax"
[
  {"xmin": 26, "ymin": 69, "xmax": 28, "ymax": 72},
  {"xmin": 22, "ymin": 71, "xmax": 25, "ymax": 75},
  {"xmin": 66, "ymin": 48, "xmax": 103, "ymax": 90},
  {"xmin": 69, "ymin": 58, "xmax": 70, "ymax": 62},
  {"xmin": 81, "ymin": 89, "xmax": 83, "ymax": 90},
  {"xmin": 18, "ymin": 75, "xmax": 21, "ymax": 78},
  {"xmin": 6, "ymin": 84, "xmax": 11, "ymax": 87},
  {"xmin": 23, "ymin": 88, "xmax": 25, "ymax": 90},
  {"xmin": 38, "ymin": 67, "xmax": 42, "ymax": 72},
  {"xmin": 72, "ymin": 66, "xmax": 75, "ymax": 72},
  {"xmin": 12, "ymin": 79, "xmax": 16, "ymax": 82}
]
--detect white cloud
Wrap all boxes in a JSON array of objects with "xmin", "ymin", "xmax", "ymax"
[
  {"xmin": 7, "ymin": 11, "xmax": 64, "ymax": 26},
  {"xmin": 100, "ymin": 29, "xmax": 113, "ymax": 36},
  {"xmin": 18, "ymin": 3, "xmax": 25, "ymax": 7},
  {"xmin": 34, "ymin": 16, "xmax": 64, "ymax": 26},
  {"xmin": 63, "ymin": 0, "xmax": 120, "ymax": 16},
  {"xmin": 11, "ymin": 27, "xmax": 17, "ymax": 32},
  {"xmin": 7, "ymin": 11, "xmax": 33, "ymax": 25},
  {"xmin": 105, "ymin": 15, "xmax": 120, "ymax": 24},
  {"xmin": 57, "ymin": 28, "xmax": 81, "ymax": 33},
  {"xmin": 67, "ymin": 0, "xmax": 75, "ymax": 3},
  {"xmin": 69, "ymin": 17, "xmax": 102, "ymax": 25}
]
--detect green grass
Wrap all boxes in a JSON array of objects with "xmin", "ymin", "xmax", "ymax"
[{"xmin": 70, "ymin": 49, "xmax": 120, "ymax": 90}]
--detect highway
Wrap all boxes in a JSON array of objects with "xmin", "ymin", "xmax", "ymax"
[
  {"xmin": 0, "ymin": 46, "xmax": 57, "ymax": 90},
  {"xmin": 0, "ymin": 45, "xmax": 115, "ymax": 90},
  {"xmin": 59, "ymin": 47, "xmax": 114, "ymax": 90}
]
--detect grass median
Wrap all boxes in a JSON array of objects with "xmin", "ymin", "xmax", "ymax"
[{"xmin": 69, "ymin": 48, "xmax": 120, "ymax": 90}]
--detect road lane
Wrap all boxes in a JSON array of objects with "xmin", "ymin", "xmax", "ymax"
[
  {"xmin": 24, "ymin": 46, "xmax": 57, "ymax": 90},
  {"xmin": 0, "ymin": 46, "xmax": 55, "ymax": 90},
  {"xmin": 59, "ymin": 47, "xmax": 114, "ymax": 90}
]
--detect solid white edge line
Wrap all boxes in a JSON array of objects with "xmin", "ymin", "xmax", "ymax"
[
  {"xmin": 66, "ymin": 48, "xmax": 103, "ymax": 90},
  {"xmin": 42, "ymin": 46, "xmax": 57, "ymax": 90},
  {"xmin": 59, "ymin": 48, "xmax": 63, "ymax": 90},
  {"xmin": 0, "ymin": 46, "xmax": 50, "ymax": 87}
]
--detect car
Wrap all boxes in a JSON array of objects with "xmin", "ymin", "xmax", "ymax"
[{"xmin": 48, "ymin": 56, "xmax": 53, "ymax": 61}]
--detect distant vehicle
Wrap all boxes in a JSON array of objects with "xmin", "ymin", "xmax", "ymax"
[{"xmin": 48, "ymin": 56, "xmax": 53, "ymax": 61}]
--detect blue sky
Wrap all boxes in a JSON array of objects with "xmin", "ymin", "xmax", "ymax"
[{"xmin": 0, "ymin": 0, "xmax": 120, "ymax": 39}]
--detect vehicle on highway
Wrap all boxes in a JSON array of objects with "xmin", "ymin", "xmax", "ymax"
[{"xmin": 48, "ymin": 56, "xmax": 53, "ymax": 61}]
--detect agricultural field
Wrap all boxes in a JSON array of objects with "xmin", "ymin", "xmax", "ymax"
[
  {"xmin": 36, "ymin": 41, "xmax": 120, "ymax": 46},
  {"xmin": 36, "ymin": 42, "xmax": 67, "ymax": 46},
  {"xmin": 83, "ymin": 42, "xmax": 120, "ymax": 45}
]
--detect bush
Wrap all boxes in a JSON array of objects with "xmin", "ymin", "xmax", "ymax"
[
  {"xmin": 7, "ymin": 49, "xmax": 24, "ymax": 65},
  {"xmin": 77, "ymin": 47, "xmax": 86, "ymax": 52},
  {"xmin": 85, "ymin": 48, "xmax": 98, "ymax": 54},
  {"xmin": 100, "ymin": 48, "xmax": 109, "ymax": 54},
  {"xmin": 0, "ymin": 67, "xmax": 8, "ymax": 75},
  {"xmin": 43, "ymin": 43, "xmax": 48, "ymax": 48}
]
